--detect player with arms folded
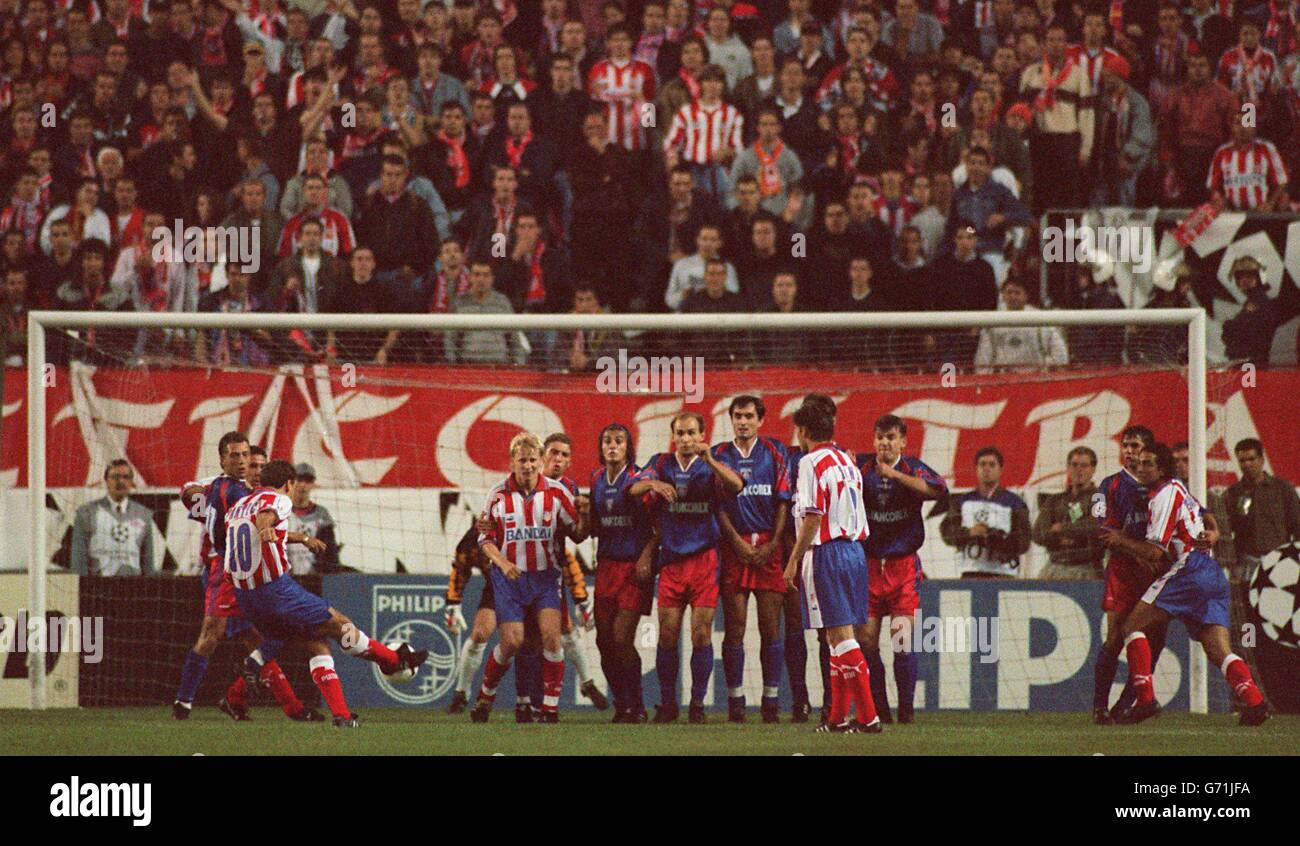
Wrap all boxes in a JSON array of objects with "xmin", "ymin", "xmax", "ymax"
[
  {"xmin": 1105, "ymin": 443, "xmax": 1269, "ymax": 727},
  {"xmin": 589, "ymin": 423, "xmax": 658, "ymax": 723},
  {"xmin": 1090, "ymin": 424, "xmax": 1170, "ymax": 724},
  {"xmin": 855, "ymin": 414, "xmax": 947, "ymax": 724},
  {"xmin": 470, "ymin": 433, "xmax": 589, "ymax": 723},
  {"xmin": 712, "ymin": 395, "xmax": 797, "ymax": 723},
  {"xmin": 783, "ymin": 395, "xmax": 881, "ymax": 734},
  {"xmin": 224, "ymin": 460, "xmax": 428, "ymax": 728},
  {"xmin": 632, "ymin": 411, "xmax": 744, "ymax": 723}
]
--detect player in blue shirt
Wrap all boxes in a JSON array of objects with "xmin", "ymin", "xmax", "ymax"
[
  {"xmin": 587, "ymin": 423, "xmax": 657, "ymax": 723},
  {"xmin": 631, "ymin": 411, "xmax": 743, "ymax": 723},
  {"xmin": 855, "ymin": 414, "xmax": 947, "ymax": 724},
  {"xmin": 1091, "ymin": 424, "xmax": 1173, "ymax": 723},
  {"xmin": 712, "ymin": 395, "xmax": 797, "ymax": 723}
]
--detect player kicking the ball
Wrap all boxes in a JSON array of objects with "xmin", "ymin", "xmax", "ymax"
[
  {"xmin": 783, "ymin": 395, "xmax": 881, "ymax": 734},
  {"xmin": 224, "ymin": 460, "xmax": 428, "ymax": 728},
  {"xmin": 855, "ymin": 414, "xmax": 947, "ymax": 724},
  {"xmin": 1104, "ymin": 443, "xmax": 1269, "ymax": 727},
  {"xmin": 633, "ymin": 412, "xmax": 743, "ymax": 724},
  {"xmin": 470, "ymin": 433, "xmax": 589, "ymax": 723}
]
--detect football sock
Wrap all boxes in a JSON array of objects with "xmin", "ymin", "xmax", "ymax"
[
  {"xmin": 479, "ymin": 645, "xmax": 512, "ymax": 702},
  {"xmin": 456, "ymin": 640, "xmax": 486, "ymax": 694},
  {"xmin": 894, "ymin": 650, "xmax": 918, "ymax": 711},
  {"xmin": 562, "ymin": 630, "xmax": 592, "ymax": 685},
  {"xmin": 515, "ymin": 647, "xmax": 540, "ymax": 706},
  {"xmin": 342, "ymin": 630, "xmax": 400, "ymax": 674},
  {"xmin": 624, "ymin": 644, "xmax": 644, "ymax": 710},
  {"xmin": 656, "ymin": 647, "xmax": 679, "ymax": 708},
  {"xmin": 308, "ymin": 656, "xmax": 349, "ymax": 718},
  {"xmin": 541, "ymin": 649, "xmax": 565, "ymax": 713},
  {"xmin": 865, "ymin": 649, "xmax": 890, "ymax": 714},
  {"xmin": 722, "ymin": 643, "xmax": 745, "ymax": 699},
  {"xmin": 260, "ymin": 660, "xmax": 305, "ymax": 717},
  {"xmin": 1124, "ymin": 632, "xmax": 1154, "ymax": 705},
  {"xmin": 831, "ymin": 639, "xmax": 878, "ymax": 724},
  {"xmin": 826, "ymin": 657, "xmax": 848, "ymax": 725},
  {"xmin": 784, "ymin": 628, "xmax": 808, "ymax": 704},
  {"xmin": 1093, "ymin": 648, "xmax": 1120, "ymax": 709},
  {"xmin": 1116, "ymin": 634, "xmax": 1166, "ymax": 712},
  {"xmin": 1222, "ymin": 654, "xmax": 1264, "ymax": 708},
  {"xmin": 759, "ymin": 641, "xmax": 783, "ymax": 703},
  {"xmin": 689, "ymin": 645, "xmax": 714, "ymax": 706},
  {"xmin": 225, "ymin": 676, "xmax": 247, "ymax": 709},
  {"xmin": 176, "ymin": 650, "xmax": 209, "ymax": 705}
]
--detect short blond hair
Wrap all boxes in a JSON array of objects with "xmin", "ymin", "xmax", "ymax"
[{"xmin": 509, "ymin": 432, "xmax": 543, "ymax": 457}]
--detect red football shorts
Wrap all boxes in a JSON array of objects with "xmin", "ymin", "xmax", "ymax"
[
  {"xmin": 1102, "ymin": 557, "xmax": 1156, "ymax": 614},
  {"xmin": 596, "ymin": 559, "xmax": 655, "ymax": 614},
  {"xmin": 720, "ymin": 531, "xmax": 787, "ymax": 594},
  {"xmin": 657, "ymin": 548, "xmax": 720, "ymax": 610},
  {"xmin": 868, "ymin": 553, "xmax": 923, "ymax": 619},
  {"xmin": 204, "ymin": 556, "xmax": 243, "ymax": 618}
]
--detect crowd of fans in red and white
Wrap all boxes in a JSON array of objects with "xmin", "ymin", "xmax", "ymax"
[{"xmin": 0, "ymin": 0, "xmax": 1295, "ymax": 370}]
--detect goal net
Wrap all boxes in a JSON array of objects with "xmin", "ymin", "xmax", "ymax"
[{"xmin": 9, "ymin": 308, "xmax": 1248, "ymax": 714}]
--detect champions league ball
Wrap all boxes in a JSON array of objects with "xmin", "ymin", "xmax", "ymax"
[
  {"xmin": 1248, "ymin": 544, "xmax": 1300, "ymax": 649},
  {"xmin": 383, "ymin": 643, "xmax": 418, "ymax": 682}
]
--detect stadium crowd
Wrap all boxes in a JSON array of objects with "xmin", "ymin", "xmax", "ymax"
[{"xmin": 0, "ymin": 0, "xmax": 1296, "ymax": 371}]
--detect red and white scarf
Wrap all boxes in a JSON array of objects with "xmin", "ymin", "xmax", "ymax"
[
  {"xmin": 1034, "ymin": 55, "xmax": 1076, "ymax": 112},
  {"xmin": 524, "ymin": 240, "xmax": 547, "ymax": 306},
  {"xmin": 430, "ymin": 266, "xmax": 471, "ymax": 313},
  {"xmin": 754, "ymin": 140, "xmax": 784, "ymax": 197},
  {"xmin": 504, "ymin": 130, "xmax": 533, "ymax": 169},
  {"xmin": 438, "ymin": 131, "xmax": 470, "ymax": 189}
]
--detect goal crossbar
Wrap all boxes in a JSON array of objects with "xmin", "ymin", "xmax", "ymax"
[{"xmin": 22, "ymin": 308, "xmax": 1209, "ymax": 711}]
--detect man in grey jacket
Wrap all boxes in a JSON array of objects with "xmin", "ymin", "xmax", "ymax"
[
  {"xmin": 1091, "ymin": 54, "xmax": 1154, "ymax": 207},
  {"xmin": 445, "ymin": 260, "xmax": 526, "ymax": 365},
  {"xmin": 70, "ymin": 459, "xmax": 156, "ymax": 576}
]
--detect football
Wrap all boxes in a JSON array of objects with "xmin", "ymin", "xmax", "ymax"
[
  {"xmin": 1248, "ymin": 543, "xmax": 1300, "ymax": 649},
  {"xmin": 383, "ymin": 643, "xmax": 418, "ymax": 683}
]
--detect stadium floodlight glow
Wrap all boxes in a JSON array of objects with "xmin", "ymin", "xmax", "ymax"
[{"xmin": 23, "ymin": 308, "xmax": 1209, "ymax": 712}]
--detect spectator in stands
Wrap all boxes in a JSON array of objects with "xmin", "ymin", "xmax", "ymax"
[
  {"xmin": 882, "ymin": 0, "xmax": 944, "ymax": 66},
  {"xmin": 286, "ymin": 462, "xmax": 341, "ymax": 575},
  {"xmin": 70, "ymin": 459, "xmax": 156, "ymax": 576},
  {"xmin": 196, "ymin": 265, "xmax": 270, "ymax": 367},
  {"xmin": 353, "ymin": 153, "xmax": 439, "ymax": 310},
  {"xmin": 664, "ymin": 64, "xmax": 742, "ymax": 203},
  {"xmin": 1225, "ymin": 438, "xmax": 1300, "ymax": 583},
  {"xmin": 267, "ymin": 217, "xmax": 346, "ymax": 357},
  {"xmin": 566, "ymin": 106, "xmax": 637, "ymax": 308},
  {"xmin": 280, "ymin": 136, "xmax": 353, "ymax": 219},
  {"xmin": 1207, "ymin": 122, "xmax": 1290, "ymax": 212},
  {"xmin": 680, "ymin": 256, "xmax": 750, "ymax": 364},
  {"xmin": 729, "ymin": 108, "xmax": 804, "ymax": 221},
  {"xmin": 665, "ymin": 222, "xmax": 738, "ymax": 312},
  {"xmin": 1221, "ymin": 255, "xmax": 1282, "ymax": 365},
  {"xmin": 975, "ymin": 277, "xmax": 1069, "ymax": 373},
  {"xmin": 1092, "ymin": 54, "xmax": 1155, "ymax": 207},
  {"xmin": 1033, "ymin": 446, "xmax": 1104, "ymax": 579},
  {"xmin": 1020, "ymin": 23, "xmax": 1095, "ymax": 211},
  {"xmin": 948, "ymin": 146, "xmax": 1032, "ymax": 285},
  {"xmin": 735, "ymin": 216, "xmax": 791, "ymax": 307},
  {"xmin": 322, "ymin": 246, "xmax": 400, "ymax": 366},
  {"xmin": 560, "ymin": 284, "xmax": 615, "ymax": 372},
  {"xmin": 702, "ymin": 5, "xmax": 751, "ymax": 90},
  {"xmin": 445, "ymin": 259, "xmax": 524, "ymax": 365},
  {"xmin": 39, "ymin": 179, "xmax": 111, "ymax": 256},
  {"xmin": 1160, "ymin": 47, "xmax": 1238, "ymax": 206},
  {"xmin": 1070, "ymin": 260, "xmax": 1127, "ymax": 366},
  {"xmin": 930, "ymin": 225, "xmax": 997, "ymax": 369},
  {"xmin": 1, "ymin": 266, "xmax": 30, "ymax": 367},
  {"xmin": 940, "ymin": 446, "xmax": 1032, "ymax": 579},
  {"xmin": 429, "ymin": 100, "xmax": 483, "ymax": 228}
]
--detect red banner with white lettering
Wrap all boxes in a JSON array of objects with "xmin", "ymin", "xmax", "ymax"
[{"xmin": 3, "ymin": 366, "xmax": 1297, "ymax": 491}]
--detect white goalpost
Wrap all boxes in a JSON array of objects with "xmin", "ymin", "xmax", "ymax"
[{"xmin": 23, "ymin": 308, "xmax": 1209, "ymax": 712}]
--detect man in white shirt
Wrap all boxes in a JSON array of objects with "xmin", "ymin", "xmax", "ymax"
[
  {"xmin": 664, "ymin": 223, "xmax": 739, "ymax": 311},
  {"xmin": 974, "ymin": 277, "xmax": 1069, "ymax": 373}
]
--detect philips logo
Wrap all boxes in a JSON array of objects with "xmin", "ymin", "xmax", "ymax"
[{"xmin": 50, "ymin": 777, "xmax": 151, "ymax": 827}]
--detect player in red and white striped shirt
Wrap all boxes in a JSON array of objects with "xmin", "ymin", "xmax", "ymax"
[
  {"xmin": 1102, "ymin": 444, "xmax": 1269, "ymax": 726},
  {"xmin": 783, "ymin": 395, "xmax": 880, "ymax": 733},
  {"xmin": 225, "ymin": 461, "xmax": 427, "ymax": 727},
  {"xmin": 1207, "ymin": 122, "xmax": 1290, "ymax": 211},
  {"xmin": 470, "ymin": 433, "xmax": 589, "ymax": 722},
  {"xmin": 664, "ymin": 65, "xmax": 743, "ymax": 199},
  {"xmin": 587, "ymin": 24, "xmax": 657, "ymax": 151}
]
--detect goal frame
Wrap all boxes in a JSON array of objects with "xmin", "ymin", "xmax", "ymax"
[{"xmin": 23, "ymin": 307, "xmax": 1209, "ymax": 711}]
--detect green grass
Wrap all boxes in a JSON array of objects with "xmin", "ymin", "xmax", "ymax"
[{"xmin": 2, "ymin": 708, "xmax": 1296, "ymax": 755}]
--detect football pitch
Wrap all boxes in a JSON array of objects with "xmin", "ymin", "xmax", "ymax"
[{"xmin": 3, "ymin": 709, "xmax": 1297, "ymax": 756}]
